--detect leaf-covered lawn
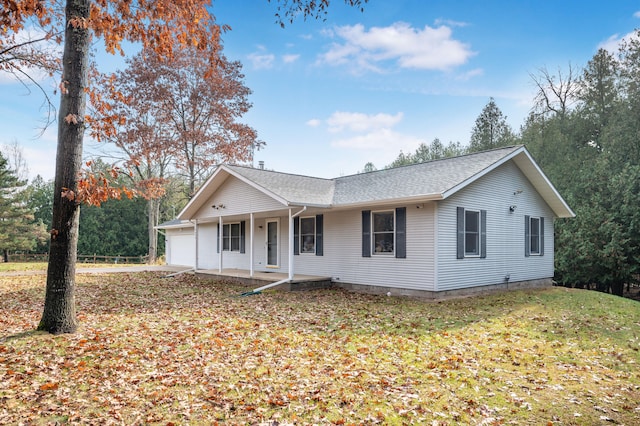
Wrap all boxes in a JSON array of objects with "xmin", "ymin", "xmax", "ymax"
[
  {"xmin": 1, "ymin": 273, "xmax": 639, "ymax": 425},
  {"xmin": 0, "ymin": 262, "xmax": 128, "ymax": 273}
]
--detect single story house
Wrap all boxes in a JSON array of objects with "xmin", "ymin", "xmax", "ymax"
[{"xmin": 158, "ymin": 145, "xmax": 574, "ymax": 297}]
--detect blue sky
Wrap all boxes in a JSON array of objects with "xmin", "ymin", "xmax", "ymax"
[{"xmin": 2, "ymin": 1, "xmax": 639, "ymax": 181}]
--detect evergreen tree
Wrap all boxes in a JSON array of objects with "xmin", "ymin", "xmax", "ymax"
[
  {"xmin": 469, "ymin": 98, "xmax": 515, "ymax": 152},
  {"xmin": 23, "ymin": 175, "xmax": 55, "ymax": 253},
  {"xmin": 0, "ymin": 152, "xmax": 47, "ymax": 261},
  {"xmin": 387, "ymin": 139, "xmax": 465, "ymax": 168}
]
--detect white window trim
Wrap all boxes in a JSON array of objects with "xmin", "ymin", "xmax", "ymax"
[
  {"xmin": 299, "ymin": 216, "xmax": 316, "ymax": 255},
  {"xmin": 464, "ymin": 209, "xmax": 481, "ymax": 258},
  {"xmin": 222, "ymin": 222, "xmax": 241, "ymax": 252},
  {"xmin": 371, "ymin": 210, "xmax": 395, "ymax": 256},
  {"xmin": 529, "ymin": 216, "xmax": 542, "ymax": 256}
]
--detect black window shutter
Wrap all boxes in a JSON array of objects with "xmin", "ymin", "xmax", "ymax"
[
  {"xmin": 524, "ymin": 215, "xmax": 530, "ymax": 257},
  {"xmin": 540, "ymin": 217, "xmax": 544, "ymax": 256},
  {"xmin": 456, "ymin": 207, "xmax": 464, "ymax": 259},
  {"xmin": 395, "ymin": 207, "xmax": 406, "ymax": 258},
  {"xmin": 240, "ymin": 221, "xmax": 246, "ymax": 254},
  {"xmin": 480, "ymin": 210, "xmax": 487, "ymax": 258},
  {"xmin": 216, "ymin": 223, "xmax": 220, "ymax": 253},
  {"xmin": 362, "ymin": 210, "xmax": 371, "ymax": 257},
  {"xmin": 293, "ymin": 216, "xmax": 300, "ymax": 255},
  {"xmin": 315, "ymin": 214, "xmax": 323, "ymax": 256}
]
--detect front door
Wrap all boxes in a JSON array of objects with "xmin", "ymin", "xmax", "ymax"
[{"xmin": 266, "ymin": 219, "xmax": 279, "ymax": 267}]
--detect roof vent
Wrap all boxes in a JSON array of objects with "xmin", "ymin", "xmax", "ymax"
[{"xmin": 258, "ymin": 160, "xmax": 264, "ymax": 170}]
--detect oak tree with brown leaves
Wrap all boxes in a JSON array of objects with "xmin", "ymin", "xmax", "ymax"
[
  {"xmin": 93, "ymin": 42, "xmax": 260, "ymax": 262},
  {"xmin": 2, "ymin": 0, "xmax": 367, "ymax": 334}
]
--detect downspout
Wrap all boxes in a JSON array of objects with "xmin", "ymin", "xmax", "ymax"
[
  {"xmin": 250, "ymin": 213, "xmax": 254, "ymax": 277},
  {"xmin": 218, "ymin": 216, "xmax": 223, "ymax": 273},
  {"xmin": 194, "ymin": 219, "xmax": 199, "ymax": 270},
  {"xmin": 241, "ymin": 206, "xmax": 306, "ymax": 297},
  {"xmin": 289, "ymin": 206, "xmax": 307, "ymax": 281}
]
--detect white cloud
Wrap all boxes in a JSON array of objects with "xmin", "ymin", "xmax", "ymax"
[
  {"xmin": 456, "ymin": 68, "xmax": 484, "ymax": 81},
  {"xmin": 306, "ymin": 118, "xmax": 321, "ymax": 127},
  {"xmin": 0, "ymin": 26, "xmax": 61, "ymax": 85},
  {"xmin": 598, "ymin": 31, "xmax": 639, "ymax": 53},
  {"xmin": 319, "ymin": 22, "xmax": 475, "ymax": 73},
  {"xmin": 23, "ymin": 144, "xmax": 56, "ymax": 181},
  {"xmin": 434, "ymin": 18, "xmax": 468, "ymax": 28},
  {"xmin": 634, "ymin": 11, "xmax": 640, "ymax": 18},
  {"xmin": 326, "ymin": 111, "xmax": 403, "ymax": 133},
  {"xmin": 282, "ymin": 54, "xmax": 300, "ymax": 64},
  {"xmin": 247, "ymin": 52, "xmax": 275, "ymax": 69},
  {"xmin": 313, "ymin": 111, "xmax": 421, "ymax": 164},
  {"xmin": 331, "ymin": 127, "xmax": 421, "ymax": 152}
]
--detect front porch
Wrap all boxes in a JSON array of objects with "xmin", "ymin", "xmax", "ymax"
[{"xmin": 193, "ymin": 268, "xmax": 333, "ymax": 291}]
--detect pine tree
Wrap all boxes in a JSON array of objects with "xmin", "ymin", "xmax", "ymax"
[
  {"xmin": 469, "ymin": 98, "xmax": 515, "ymax": 152},
  {"xmin": 0, "ymin": 153, "xmax": 47, "ymax": 262}
]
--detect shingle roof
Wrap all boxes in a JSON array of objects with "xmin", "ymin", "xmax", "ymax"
[
  {"xmin": 179, "ymin": 145, "xmax": 574, "ymax": 219},
  {"xmin": 227, "ymin": 146, "xmax": 521, "ymax": 206},
  {"xmin": 333, "ymin": 146, "xmax": 521, "ymax": 205},
  {"xmin": 226, "ymin": 165, "xmax": 335, "ymax": 206}
]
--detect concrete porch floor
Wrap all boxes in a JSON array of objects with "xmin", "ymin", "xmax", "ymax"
[{"xmin": 193, "ymin": 268, "xmax": 333, "ymax": 291}]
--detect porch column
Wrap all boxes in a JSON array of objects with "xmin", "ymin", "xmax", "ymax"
[
  {"xmin": 250, "ymin": 213, "xmax": 254, "ymax": 277},
  {"xmin": 194, "ymin": 219, "xmax": 199, "ymax": 270},
  {"xmin": 218, "ymin": 216, "xmax": 223, "ymax": 273},
  {"xmin": 288, "ymin": 208, "xmax": 294, "ymax": 280}
]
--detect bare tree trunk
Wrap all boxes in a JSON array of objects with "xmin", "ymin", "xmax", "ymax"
[
  {"xmin": 147, "ymin": 198, "xmax": 160, "ymax": 264},
  {"xmin": 38, "ymin": 0, "xmax": 91, "ymax": 334}
]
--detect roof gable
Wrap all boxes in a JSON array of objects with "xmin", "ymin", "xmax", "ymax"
[{"xmin": 177, "ymin": 146, "xmax": 574, "ymax": 220}]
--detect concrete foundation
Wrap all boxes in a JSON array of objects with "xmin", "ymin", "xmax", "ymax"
[{"xmin": 334, "ymin": 278, "xmax": 553, "ymax": 300}]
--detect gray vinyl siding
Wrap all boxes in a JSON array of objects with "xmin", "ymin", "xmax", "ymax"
[
  {"xmin": 192, "ymin": 177, "xmax": 285, "ymax": 220},
  {"xmin": 292, "ymin": 204, "xmax": 436, "ymax": 290},
  {"xmin": 437, "ymin": 161, "xmax": 555, "ymax": 291},
  {"xmin": 251, "ymin": 216, "xmax": 289, "ymax": 273}
]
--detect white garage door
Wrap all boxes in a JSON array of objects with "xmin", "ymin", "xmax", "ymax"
[{"xmin": 168, "ymin": 233, "xmax": 195, "ymax": 267}]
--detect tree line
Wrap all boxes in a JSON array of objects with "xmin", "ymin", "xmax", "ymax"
[
  {"xmin": 372, "ymin": 33, "xmax": 640, "ymax": 297},
  {"xmin": 4, "ymin": 31, "xmax": 639, "ymax": 298}
]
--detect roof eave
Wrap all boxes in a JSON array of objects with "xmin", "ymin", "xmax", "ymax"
[
  {"xmin": 178, "ymin": 165, "xmax": 290, "ymax": 220},
  {"xmin": 439, "ymin": 146, "xmax": 575, "ymax": 218},
  {"xmin": 155, "ymin": 222, "xmax": 194, "ymax": 230},
  {"xmin": 512, "ymin": 150, "xmax": 575, "ymax": 218},
  {"xmin": 334, "ymin": 193, "xmax": 444, "ymax": 210}
]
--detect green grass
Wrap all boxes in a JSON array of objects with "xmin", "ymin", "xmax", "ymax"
[{"xmin": 1, "ymin": 272, "xmax": 639, "ymax": 424}]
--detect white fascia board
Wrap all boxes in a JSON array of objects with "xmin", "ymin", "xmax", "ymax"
[
  {"xmin": 224, "ymin": 167, "xmax": 290, "ymax": 207},
  {"xmin": 177, "ymin": 165, "xmax": 228, "ymax": 220},
  {"xmin": 154, "ymin": 222, "xmax": 194, "ymax": 230},
  {"xmin": 512, "ymin": 150, "xmax": 576, "ymax": 218},
  {"xmin": 332, "ymin": 193, "xmax": 443, "ymax": 211},
  {"xmin": 440, "ymin": 146, "xmax": 575, "ymax": 219},
  {"xmin": 178, "ymin": 165, "xmax": 290, "ymax": 220},
  {"xmin": 440, "ymin": 147, "xmax": 525, "ymax": 200}
]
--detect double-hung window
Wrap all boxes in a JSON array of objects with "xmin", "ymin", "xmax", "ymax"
[
  {"xmin": 361, "ymin": 208, "xmax": 406, "ymax": 258},
  {"xmin": 372, "ymin": 211, "xmax": 395, "ymax": 254},
  {"xmin": 530, "ymin": 217, "xmax": 540, "ymax": 255},
  {"xmin": 457, "ymin": 207, "xmax": 486, "ymax": 259},
  {"xmin": 294, "ymin": 214, "xmax": 323, "ymax": 256},
  {"xmin": 222, "ymin": 223, "xmax": 241, "ymax": 252},
  {"xmin": 464, "ymin": 209, "xmax": 480, "ymax": 256},
  {"xmin": 300, "ymin": 217, "xmax": 316, "ymax": 254},
  {"xmin": 525, "ymin": 216, "xmax": 544, "ymax": 256}
]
